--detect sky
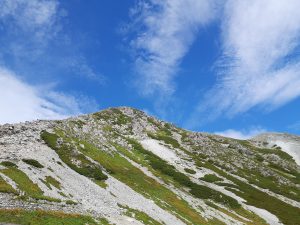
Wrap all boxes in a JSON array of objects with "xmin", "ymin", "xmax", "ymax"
[{"xmin": 1, "ymin": 0, "xmax": 300, "ymax": 139}]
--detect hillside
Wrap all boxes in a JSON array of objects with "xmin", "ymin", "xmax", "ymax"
[{"xmin": 0, "ymin": 107, "xmax": 299, "ymax": 225}]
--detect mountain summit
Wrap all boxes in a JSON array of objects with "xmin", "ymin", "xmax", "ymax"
[{"xmin": 0, "ymin": 107, "xmax": 299, "ymax": 225}]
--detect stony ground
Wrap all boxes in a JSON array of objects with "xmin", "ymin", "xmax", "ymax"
[{"xmin": 0, "ymin": 107, "xmax": 299, "ymax": 225}]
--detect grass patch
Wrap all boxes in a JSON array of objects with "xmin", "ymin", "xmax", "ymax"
[
  {"xmin": 1, "ymin": 161, "xmax": 17, "ymax": 167},
  {"xmin": 0, "ymin": 166, "xmax": 60, "ymax": 202},
  {"xmin": 98, "ymin": 218, "xmax": 111, "ymax": 225},
  {"xmin": 147, "ymin": 132, "xmax": 181, "ymax": 149},
  {"xmin": 66, "ymin": 200, "xmax": 77, "ymax": 205},
  {"xmin": 127, "ymin": 139, "xmax": 240, "ymax": 209},
  {"xmin": 95, "ymin": 180, "xmax": 108, "ymax": 189},
  {"xmin": 0, "ymin": 166, "xmax": 43, "ymax": 198},
  {"xmin": 184, "ymin": 168, "xmax": 196, "ymax": 174},
  {"xmin": 41, "ymin": 131, "xmax": 107, "ymax": 181},
  {"xmin": 0, "ymin": 176, "xmax": 17, "ymax": 194},
  {"xmin": 121, "ymin": 205, "xmax": 162, "ymax": 225},
  {"xmin": 199, "ymin": 160, "xmax": 300, "ymax": 225},
  {"xmin": 238, "ymin": 140, "xmax": 294, "ymax": 162},
  {"xmin": 257, "ymin": 148, "xmax": 294, "ymax": 161},
  {"xmin": 200, "ymin": 174, "xmax": 223, "ymax": 183},
  {"xmin": 0, "ymin": 208, "xmax": 97, "ymax": 225},
  {"xmin": 22, "ymin": 159, "xmax": 44, "ymax": 168},
  {"xmin": 42, "ymin": 176, "xmax": 61, "ymax": 190},
  {"xmin": 64, "ymin": 137, "xmax": 208, "ymax": 225},
  {"xmin": 237, "ymin": 167, "xmax": 300, "ymax": 202},
  {"xmin": 110, "ymin": 108, "xmax": 132, "ymax": 125},
  {"xmin": 70, "ymin": 120, "xmax": 85, "ymax": 128}
]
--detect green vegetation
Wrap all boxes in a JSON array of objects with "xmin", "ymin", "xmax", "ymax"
[
  {"xmin": 54, "ymin": 134, "xmax": 208, "ymax": 225},
  {"xmin": 37, "ymin": 122, "xmax": 299, "ymax": 224},
  {"xmin": 200, "ymin": 174, "xmax": 223, "ymax": 183},
  {"xmin": 147, "ymin": 132, "xmax": 181, "ymax": 149},
  {"xmin": 184, "ymin": 168, "xmax": 196, "ymax": 174},
  {"xmin": 147, "ymin": 117, "xmax": 161, "ymax": 127},
  {"xmin": 238, "ymin": 140, "xmax": 294, "ymax": 162},
  {"xmin": 121, "ymin": 205, "xmax": 162, "ymax": 225},
  {"xmin": 98, "ymin": 218, "xmax": 111, "ymax": 225},
  {"xmin": 128, "ymin": 139, "xmax": 240, "ymax": 209},
  {"xmin": 110, "ymin": 108, "xmax": 132, "ymax": 125},
  {"xmin": 189, "ymin": 184, "xmax": 240, "ymax": 209},
  {"xmin": 0, "ymin": 209, "xmax": 98, "ymax": 225},
  {"xmin": 93, "ymin": 108, "xmax": 132, "ymax": 126},
  {"xmin": 0, "ymin": 164, "xmax": 43, "ymax": 197},
  {"xmin": 197, "ymin": 160, "xmax": 300, "ymax": 225},
  {"xmin": 160, "ymin": 123, "xmax": 173, "ymax": 136},
  {"xmin": 95, "ymin": 180, "xmax": 108, "ymax": 189},
  {"xmin": 22, "ymin": 159, "xmax": 44, "ymax": 168},
  {"xmin": 41, "ymin": 176, "xmax": 61, "ymax": 190},
  {"xmin": 1, "ymin": 161, "xmax": 17, "ymax": 167},
  {"xmin": 215, "ymin": 182, "xmax": 239, "ymax": 189},
  {"xmin": 255, "ymin": 154, "xmax": 264, "ymax": 162},
  {"xmin": 0, "ymin": 176, "xmax": 16, "ymax": 194},
  {"xmin": 41, "ymin": 131, "xmax": 107, "ymax": 181},
  {"xmin": 0, "ymin": 165, "xmax": 58, "ymax": 201},
  {"xmin": 70, "ymin": 120, "xmax": 85, "ymax": 128},
  {"xmin": 203, "ymin": 139, "xmax": 300, "ymax": 202},
  {"xmin": 66, "ymin": 200, "xmax": 77, "ymax": 205},
  {"xmin": 257, "ymin": 148, "xmax": 294, "ymax": 161},
  {"xmin": 234, "ymin": 166, "xmax": 300, "ymax": 202}
]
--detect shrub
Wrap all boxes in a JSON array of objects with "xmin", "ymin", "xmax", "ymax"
[
  {"xmin": 41, "ymin": 131, "xmax": 108, "ymax": 181},
  {"xmin": 22, "ymin": 159, "xmax": 44, "ymax": 168},
  {"xmin": 184, "ymin": 168, "xmax": 196, "ymax": 174},
  {"xmin": 147, "ymin": 132, "xmax": 181, "ymax": 149},
  {"xmin": 127, "ymin": 138, "xmax": 240, "ymax": 208},
  {"xmin": 66, "ymin": 200, "xmax": 77, "ymax": 205},
  {"xmin": 200, "ymin": 174, "xmax": 223, "ymax": 183},
  {"xmin": 190, "ymin": 183, "xmax": 240, "ymax": 208},
  {"xmin": 45, "ymin": 176, "xmax": 61, "ymax": 189},
  {"xmin": 1, "ymin": 161, "xmax": 17, "ymax": 168}
]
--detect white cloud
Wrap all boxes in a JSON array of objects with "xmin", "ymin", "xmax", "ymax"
[
  {"xmin": 0, "ymin": 67, "xmax": 98, "ymax": 124},
  {"xmin": 202, "ymin": 0, "xmax": 300, "ymax": 117},
  {"xmin": 0, "ymin": 0, "xmax": 101, "ymax": 125},
  {"xmin": 128, "ymin": 0, "xmax": 220, "ymax": 96},
  {"xmin": 0, "ymin": 0, "xmax": 59, "ymax": 38},
  {"xmin": 0, "ymin": 0, "xmax": 61, "ymax": 64},
  {"xmin": 63, "ymin": 56, "xmax": 106, "ymax": 85},
  {"xmin": 215, "ymin": 128, "xmax": 266, "ymax": 140}
]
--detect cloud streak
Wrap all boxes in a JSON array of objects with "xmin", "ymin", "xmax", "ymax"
[
  {"xmin": 128, "ymin": 0, "xmax": 220, "ymax": 96},
  {"xmin": 0, "ymin": 0, "xmax": 100, "ymax": 124},
  {"xmin": 0, "ymin": 68, "xmax": 98, "ymax": 124},
  {"xmin": 200, "ymin": 0, "xmax": 300, "ymax": 118},
  {"xmin": 215, "ymin": 127, "xmax": 266, "ymax": 140},
  {"xmin": 0, "ymin": 0, "xmax": 60, "ymax": 42}
]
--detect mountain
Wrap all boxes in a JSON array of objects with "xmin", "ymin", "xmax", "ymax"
[{"xmin": 0, "ymin": 107, "xmax": 299, "ymax": 225}]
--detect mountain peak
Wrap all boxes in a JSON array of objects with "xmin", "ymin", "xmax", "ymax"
[{"xmin": 0, "ymin": 107, "xmax": 299, "ymax": 225}]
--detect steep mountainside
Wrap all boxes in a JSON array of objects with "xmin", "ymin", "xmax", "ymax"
[{"xmin": 0, "ymin": 107, "xmax": 299, "ymax": 225}]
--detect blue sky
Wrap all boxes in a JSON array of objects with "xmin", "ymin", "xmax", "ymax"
[{"xmin": 1, "ymin": 0, "xmax": 300, "ymax": 139}]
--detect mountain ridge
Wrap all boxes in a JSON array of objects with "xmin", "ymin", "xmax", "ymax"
[{"xmin": 0, "ymin": 107, "xmax": 299, "ymax": 225}]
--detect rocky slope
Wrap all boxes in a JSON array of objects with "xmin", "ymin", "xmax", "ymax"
[{"xmin": 0, "ymin": 107, "xmax": 299, "ymax": 225}]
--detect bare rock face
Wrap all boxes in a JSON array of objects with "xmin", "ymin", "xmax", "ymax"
[
  {"xmin": 0, "ymin": 107, "xmax": 299, "ymax": 225},
  {"xmin": 252, "ymin": 133, "xmax": 300, "ymax": 166}
]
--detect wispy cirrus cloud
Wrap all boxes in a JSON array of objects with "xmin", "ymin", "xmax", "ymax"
[
  {"xmin": 215, "ymin": 127, "xmax": 266, "ymax": 140},
  {"xmin": 127, "ymin": 0, "xmax": 221, "ymax": 96},
  {"xmin": 0, "ymin": 0, "xmax": 101, "ymax": 82},
  {"xmin": 197, "ymin": 0, "xmax": 300, "ymax": 120},
  {"xmin": 0, "ymin": 0, "xmax": 100, "ymax": 123},
  {"xmin": 0, "ymin": 0, "xmax": 59, "ymax": 34}
]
